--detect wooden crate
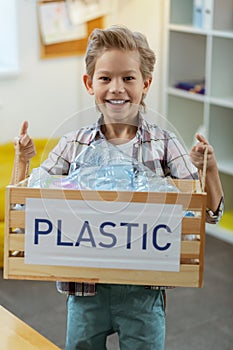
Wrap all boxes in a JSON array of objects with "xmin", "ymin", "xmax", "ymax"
[{"xmin": 4, "ymin": 179, "xmax": 206, "ymax": 287}]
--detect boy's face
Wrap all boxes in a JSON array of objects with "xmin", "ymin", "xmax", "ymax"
[{"xmin": 83, "ymin": 49, "xmax": 152, "ymax": 124}]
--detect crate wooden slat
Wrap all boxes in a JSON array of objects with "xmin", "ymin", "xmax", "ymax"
[
  {"xmin": 4, "ymin": 179, "xmax": 206, "ymax": 287},
  {"xmin": 6, "ymin": 258, "xmax": 201, "ymax": 287},
  {"xmin": 8, "ymin": 211, "xmax": 202, "ymax": 234},
  {"xmin": 7, "ymin": 234, "xmax": 201, "ymax": 258}
]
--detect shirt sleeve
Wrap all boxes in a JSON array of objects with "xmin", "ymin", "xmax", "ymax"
[
  {"xmin": 165, "ymin": 131, "xmax": 198, "ymax": 179},
  {"xmin": 40, "ymin": 135, "xmax": 73, "ymax": 175}
]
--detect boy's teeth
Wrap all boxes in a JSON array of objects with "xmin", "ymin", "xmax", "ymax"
[{"xmin": 109, "ymin": 100, "xmax": 125, "ymax": 104}]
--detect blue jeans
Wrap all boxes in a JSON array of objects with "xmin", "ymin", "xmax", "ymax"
[{"xmin": 66, "ymin": 284, "xmax": 165, "ymax": 350}]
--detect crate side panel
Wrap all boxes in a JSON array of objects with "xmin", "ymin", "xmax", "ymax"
[
  {"xmin": 6, "ymin": 258, "xmax": 200, "ymax": 287},
  {"xmin": 4, "ymin": 187, "xmax": 11, "ymax": 278},
  {"xmin": 5, "ymin": 182, "xmax": 206, "ymax": 287}
]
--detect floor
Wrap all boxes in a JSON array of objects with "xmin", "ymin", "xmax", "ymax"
[{"xmin": 0, "ymin": 234, "xmax": 233, "ymax": 350}]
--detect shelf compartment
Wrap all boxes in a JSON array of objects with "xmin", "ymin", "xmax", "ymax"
[
  {"xmin": 213, "ymin": 0, "xmax": 233, "ymax": 31},
  {"xmin": 210, "ymin": 96, "xmax": 233, "ymax": 109},
  {"xmin": 169, "ymin": 24, "xmax": 207, "ymax": 35},
  {"xmin": 166, "ymin": 95, "xmax": 204, "ymax": 151},
  {"xmin": 212, "ymin": 30, "xmax": 233, "ymax": 39},
  {"xmin": 209, "ymin": 105, "xmax": 233, "ymax": 168},
  {"xmin": 168, "ymin": 31, "xmax": 206, "ymax": 89},
  {"xmin": 211, "ymin": 37, "xmax": 233, "ymax": 99},
  {"xmin": 170, "ymin": 0, "xmax": 193, "ymax": 25},
  {"xmin": 168, "ymin": 87, "xmax": 206, "ymax": 103}
]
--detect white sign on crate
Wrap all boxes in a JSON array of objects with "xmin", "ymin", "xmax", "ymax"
[{"xmin": 25, "ymin": 198, "xmax": 183, "ymax": 272}]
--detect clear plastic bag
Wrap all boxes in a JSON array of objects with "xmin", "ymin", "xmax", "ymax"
[
  {"xmin": 28, "ymin": 140, "xmax": 178, "ymax": 192},
  {"xmin": 28, "ymin": 167, "xmax": 79, "ymax": 189}
]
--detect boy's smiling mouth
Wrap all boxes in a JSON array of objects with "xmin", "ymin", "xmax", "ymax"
[{"xmin": 105, "ymin": 99, "xmax": 130, "ymax": 105}]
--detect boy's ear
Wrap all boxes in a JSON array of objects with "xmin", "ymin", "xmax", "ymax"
[
  {"xmin": 83, "ymin": 74, "xmax": 94, "ymax": 95},
  {"xmin": 143, "ymin": 77, "xmax": 152, "ymax": 93}
]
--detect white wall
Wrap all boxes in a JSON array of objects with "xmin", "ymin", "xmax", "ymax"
[
  {"xmin": 111, "ymin": 0, "xmax": 164, "ymax": 112},
  {"xmin": 0, "ymin": 0, "xmax": 164, "ymax": 143}
]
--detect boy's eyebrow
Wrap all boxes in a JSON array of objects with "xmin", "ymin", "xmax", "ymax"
[{"xmin": 96, "ymin": 69, "xmax": 138, "ymax": 75}]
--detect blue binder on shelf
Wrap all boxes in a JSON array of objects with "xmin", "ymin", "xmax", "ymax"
[{"xmin": 193, "ymin": 0, "xmax": 204, "ymax": 28}]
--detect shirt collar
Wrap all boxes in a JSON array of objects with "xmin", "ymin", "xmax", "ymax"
[
  {"xmin": 136, "ymin": 113, "xmax": 152, "ymax": 143},
  {"xmin": 90, "ymin": 112, "xmax": 151, "ymax": 144}
]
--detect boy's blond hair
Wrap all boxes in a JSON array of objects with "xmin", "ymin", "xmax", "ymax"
[{"xmin": 85, "ymin": 25, "xmax": 156, "ymax": 81}]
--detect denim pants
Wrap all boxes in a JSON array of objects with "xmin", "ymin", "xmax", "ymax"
[{"xmin": 66, "ymin": 283, "xmax": 165, "ymax": 350}]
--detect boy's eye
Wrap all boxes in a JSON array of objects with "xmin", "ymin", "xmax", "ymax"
[
  {"xmin": 99, "ymin": 76, "xmax": 110, "ymax": 81},
  {"xmin": 123, "ymin": 76, "xmax": 135, "ymax": 81}
]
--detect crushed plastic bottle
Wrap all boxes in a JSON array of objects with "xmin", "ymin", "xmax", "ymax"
[{"xmin": 28, "ymin": 139, "xmax": 178, "ymax": 193}]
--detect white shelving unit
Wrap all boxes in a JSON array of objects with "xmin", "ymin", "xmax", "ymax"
[{"xmin": 163, "ymin": 0, "xmax": 233, "ymax": 244}]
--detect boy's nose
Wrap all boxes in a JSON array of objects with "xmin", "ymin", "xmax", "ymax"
[{"xmin": 109, "ymin": 80, "xmax": 125, "ymax": 93}]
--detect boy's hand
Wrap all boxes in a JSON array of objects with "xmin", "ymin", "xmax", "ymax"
[
  {"xmin": 190, "ymin": 133, "xmax": 217, "ymax": 171},
  {"xmin": 14, "ymin": 120, "xmax": 36, "ymax": 162}
]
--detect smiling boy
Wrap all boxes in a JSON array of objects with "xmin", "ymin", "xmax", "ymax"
[{"xmin": 13, "ymin": 25, "xmax": 223, "ymax": 350}]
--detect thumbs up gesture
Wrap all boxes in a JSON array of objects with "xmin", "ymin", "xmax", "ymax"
[{"xmin": 14, "ymin": 120, "xmax": 36, "ymax": 163}]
